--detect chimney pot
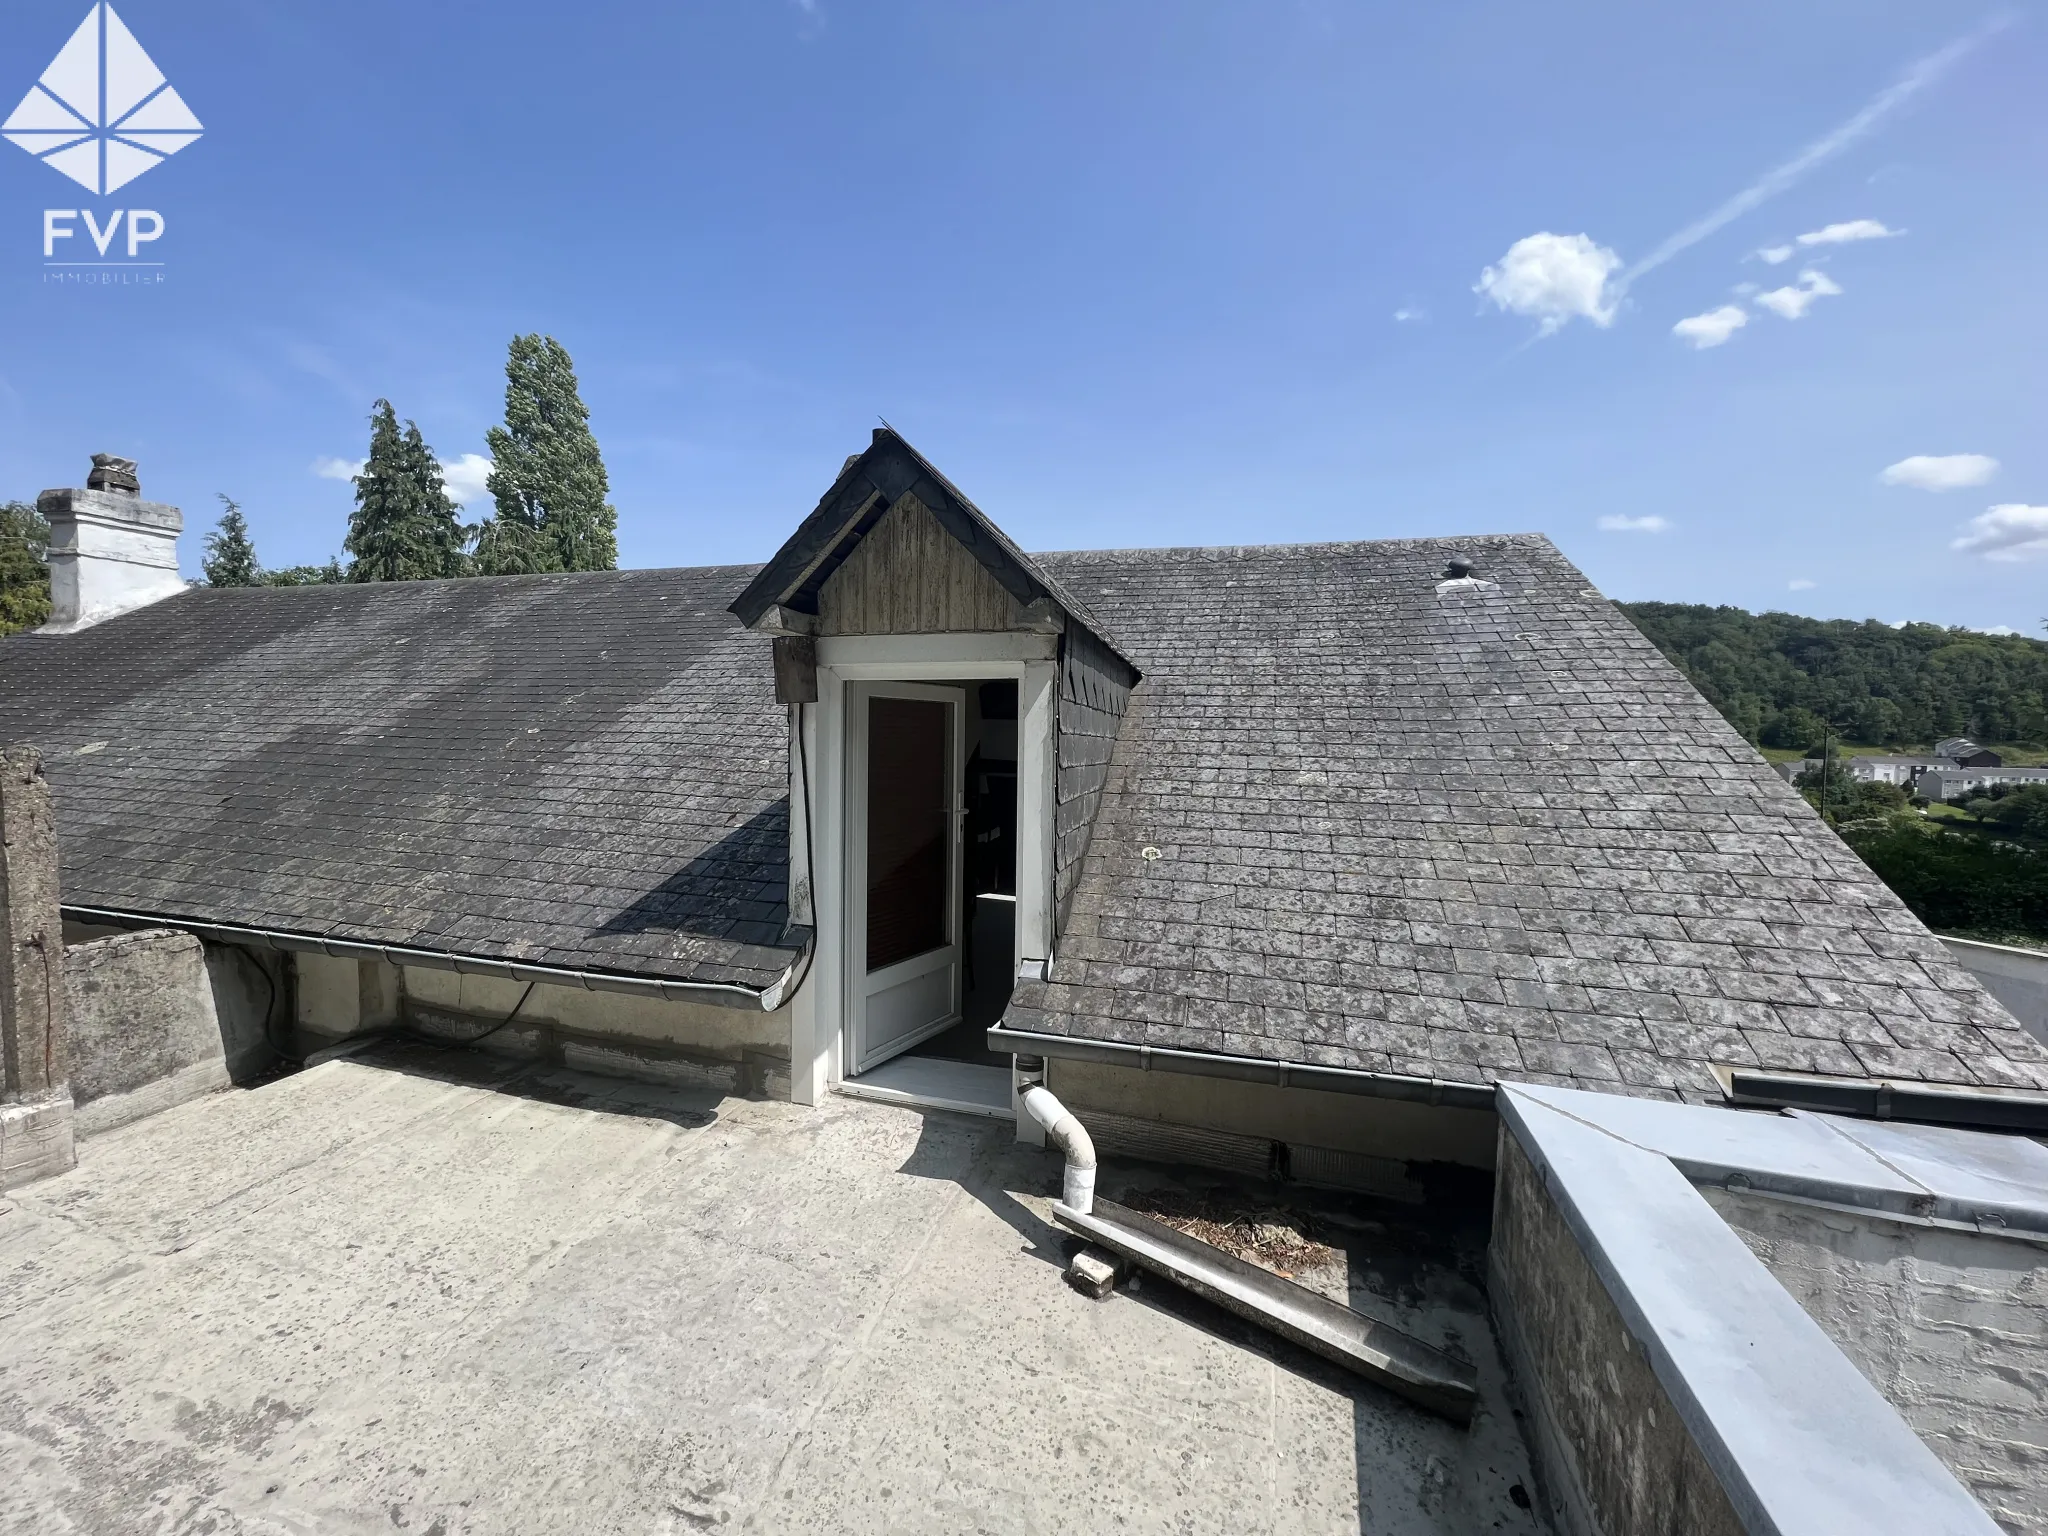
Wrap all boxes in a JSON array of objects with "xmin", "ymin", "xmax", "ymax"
[{"xmin": 86, "ymin": 454, "xmax": 141, "ymax": 495}]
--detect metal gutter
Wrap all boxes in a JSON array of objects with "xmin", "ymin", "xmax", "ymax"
[
  {"xmin": 61, "ymin": 904, "xmax": 800, "ymax": 1013},
  {"xmin": 1722, "ymin": 1067, "xmax": 2048, "ymax": 1134},
  {"xmin": 986, "ymin": 1025, "xmax": 1496, "ymax": 1111}
]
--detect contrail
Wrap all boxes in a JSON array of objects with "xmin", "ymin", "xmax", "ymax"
[{"xmin": 1615, "ymin": 14, "xmax": 2011, "ymax": 293}]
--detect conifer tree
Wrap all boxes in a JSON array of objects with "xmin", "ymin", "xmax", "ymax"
[
  {"xmin": 346, "ymin": 401, "xmax": 467, "ymax": 582},
  {"xmin": 398, "ymin": 421, "xmax": 469, "ymax": 579},
  {"xmin": 202, "ymin": 495, "xmax": 261, "ymax": 586},
  {"xmin": 475, "ymin": 335, "xmax": 618, "ymax": 574}
]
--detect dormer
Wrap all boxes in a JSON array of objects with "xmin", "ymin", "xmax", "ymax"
[{"xmin": 733, "ymin": 429, "xmax": 1138, "ymax": 1104}]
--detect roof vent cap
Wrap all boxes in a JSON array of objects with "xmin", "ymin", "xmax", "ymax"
[{"xmin": 1434, "ymin": 555, "xmax": 1498, "ymax": 597}]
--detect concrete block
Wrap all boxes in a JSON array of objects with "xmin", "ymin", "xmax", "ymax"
[
  {"xmin": 66, "ymin": 929, "xmax": 230, "ymax": 1138},
  {"xmin": 1066, "ymin": 1246, "xmax": 1124, "ymax": 1299},
  {"xmin": 0, "ymin": 1091, "xmax": 75, "ymax": 1188}
]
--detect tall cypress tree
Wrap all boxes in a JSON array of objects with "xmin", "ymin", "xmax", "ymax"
[
  {"xmin": 475, "ymin": 335, "xmax": 618, "ymax": 574},
  {"xmin": 202, "ymin": 495, "xmax": 261, "ymax": 586},
  {"xmin": 346, "ymin": 401, "xmax": 467, "ymax": 582}
]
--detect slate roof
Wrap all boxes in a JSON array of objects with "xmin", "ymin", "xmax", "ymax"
[
  {"xmin": 5, "ymin": 527, "xmax": 2042, "ymax": 1102},
  {"xmin": 0, "ymin": 569, "xmax": 801, "ymax": 990},
  {"xmin": 1005, "ymin": 535, "xmax": 2048, "ymax": 1103}
]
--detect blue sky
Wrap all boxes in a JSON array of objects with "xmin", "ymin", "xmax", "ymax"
[{"xmin": 1, "ymin": 1, "xmax": 2042, "ymax": 632}]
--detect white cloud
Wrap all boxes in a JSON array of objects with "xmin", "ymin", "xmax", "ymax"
[
  {"xmin": 440, "ymin": 453, "xmax": 494, "ymax": 508},
  {"xmin": 1597, "ymin": 514, "xmax": 1671, "ymax": 533},
  {"xmin": 1880, "ymin": 453, "xmax": 1999, "ymax": 491},
  {"xmin": 1754, "ymin": 268, "xmax": 1842, "ymax": 319},
  {"xmin": 1474, "ymin": 233, "xmax": 1621, "ymax": 334},
  {"xmin": 1672, "ymin": 305, "xmax": 1749, "ymax": 348},
  {"xmin": 1798, "ymin": 218, "xmax": 1900, "ymax": 248},
  {"xmin": 1788, "ymin": 578, "xmax": 1817, "ymax": 590},
  {"xmin": 1951, "ymin": 504, "xmax": 2048, "ymax": 562},
  {"xmin": 1980, "ymin": 624, "xmax": 2021, "ymax": 636},
  {"xmin": 1756, "ymin": 220, "xmax": 1902, "ymax": 264},
  {"xmin": 1392, "ymin": 306, "xmax": 1427, "ymax": 323},
  {"xmin": 313, "ymin": 452, "xmax": 493, "ymax": 507},
  {"xmin": 1614, "ymin": 20, "xmax": 2000, "ymax": 293}
]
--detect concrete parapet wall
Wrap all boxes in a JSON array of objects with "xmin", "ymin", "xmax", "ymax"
[
  {"xmin": 65, "ymin": 928, "xmax": 230, "ymax": 1137},
  {"xmin": 1045, "ymin": 1054, "xmax": 1498, "ymax": 1170},
  {"xmin": 1489, "ymin": 1134, "xmax": 1745, "ymax": 1536},
  {"xmin": 1706, "ymin": 1187, "xmax": 2048, "ymax": 1535},
  {"xmin": 291, "ymin": 953, "xmax": 791, "ymax": 1096},
  {"xmin": 2, "ymin": 745, "xmax": 75, "ymax": 1188},
  {"xmin": 1493, "ymin": 1083, "xmax": 2012, "ymax": 1536}
]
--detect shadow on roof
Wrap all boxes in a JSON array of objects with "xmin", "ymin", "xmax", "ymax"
[
  {"xmin": 595, "ymin": 801, "xmax": 792, "ymax": 945},
  {"xmin": 329, "ymin": 1036, "xmax": 723, "ymax": 1130}
]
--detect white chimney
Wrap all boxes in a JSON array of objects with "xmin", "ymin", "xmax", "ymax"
[{"xmin": 37, "ymin": 455, "xmax": 186, "ymax": 633}]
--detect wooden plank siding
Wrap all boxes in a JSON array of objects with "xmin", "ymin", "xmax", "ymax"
[{"xmin": 816, "ymin": 493, "xmax": 1030, "ymax": 636}]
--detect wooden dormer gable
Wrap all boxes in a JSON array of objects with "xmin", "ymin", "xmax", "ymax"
[{"xmin": 729, "ymin": 428, "xmax": 1135, "ymax": 667}]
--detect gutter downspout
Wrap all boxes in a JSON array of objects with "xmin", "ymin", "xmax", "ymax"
[{"xmin": 1020, "ymin": 1083, "xmax": 1096, "ymax": 1214}]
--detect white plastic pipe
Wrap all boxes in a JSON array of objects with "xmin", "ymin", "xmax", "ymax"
[{"xmin": 1021, "ymin": 1084, "xmax": 1097, "ymax": 1214}]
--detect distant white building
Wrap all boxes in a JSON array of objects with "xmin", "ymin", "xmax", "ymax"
[
  {"xmin": 1773, "ymin": 755, "xmax": 1955, "ymax": 788},
  {"xmin": 1920, "ymin": 765, "xmax": 2048, "ymax": 802},
  {"xmin": 1846, "ymin": 755, "xmax": 1954, "ymax": 787}
]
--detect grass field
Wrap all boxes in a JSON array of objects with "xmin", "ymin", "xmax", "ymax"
[{"xmin": 1756, "ymin": 742, "xmax": 2048, "ymax": 766}]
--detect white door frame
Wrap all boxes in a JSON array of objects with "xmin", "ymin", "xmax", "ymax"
[{"xmin": 787, "ymin": 632, "xmax": 1059, "ymax": 1105}]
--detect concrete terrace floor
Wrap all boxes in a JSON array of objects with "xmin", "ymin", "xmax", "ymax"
[{"xmin": 0, "ymin": 1043, "xmax": 1547, "ymax": 1535}]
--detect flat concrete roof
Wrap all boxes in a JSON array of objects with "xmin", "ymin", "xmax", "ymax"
[{"xmin": 1, "ymin": 1045, "xmax": 1545, "ymax": 1534}]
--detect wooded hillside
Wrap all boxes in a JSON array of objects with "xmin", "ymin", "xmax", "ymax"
[{"xmin": 1619, "ymin": 603, "xmax": 2048, "ymax": 751}]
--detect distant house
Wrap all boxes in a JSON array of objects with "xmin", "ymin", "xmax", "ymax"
[
  {"xmin": 1845, "ymin": 755, "xmax": 1955, "ymax": 788},
  {"xmin": 1935, "ymin": 737, "xmax": 2003, "ymax": 768},
  {"xmin": 1921, "ymin": 765, "xmax": 2048, "ymax": 803},
  {"xmin": 1773, "ymin": 755, "xmax": 1950, "ymax": 789}
]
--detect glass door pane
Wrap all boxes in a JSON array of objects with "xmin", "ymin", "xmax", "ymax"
[{"xmin": 866, "ymin": 696, "xmax": 949, "ymax": 971}]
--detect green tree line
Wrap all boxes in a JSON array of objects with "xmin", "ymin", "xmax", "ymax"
[
  {"xmin": 208, "ymin": 332, "xmax": 617, "ymax": 589},
  {"xmin": 2, "ymin": 333, "xmax": 617, "ymax": 625},
  {"xmin": 1620, "ymin": 602, "xmax": 2048, "ymax": 750},
  {"xmin": 1, "ymin": 499, "xmax": 53, "ymax": 635}
]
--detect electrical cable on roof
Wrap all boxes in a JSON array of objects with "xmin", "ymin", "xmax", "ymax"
[
  {"xmin": 449, "ymin": 977, "xmax": 539, "ymax": 1045},
  {"xmin": 770, "ymin": 701, "xmax": 820, "ymax": 1005},
  {"xmin": 226, "ymin": 942, "xmax": 295, "ymax": 1066}
]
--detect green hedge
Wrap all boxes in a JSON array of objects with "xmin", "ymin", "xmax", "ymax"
[{"xmin": 1841, "ymin": 817, "xmax": 2048, "ymax": 940}]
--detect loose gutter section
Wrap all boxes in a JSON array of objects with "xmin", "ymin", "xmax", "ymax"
[{"xmin": 1051, "ymin": 1195, "xmax": 1479, "ymax": 1425}]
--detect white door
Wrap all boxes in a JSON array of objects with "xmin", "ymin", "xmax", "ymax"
[{"xmin": 847, "ymin": 682, "xmax": 965, "ymax": 1073}]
